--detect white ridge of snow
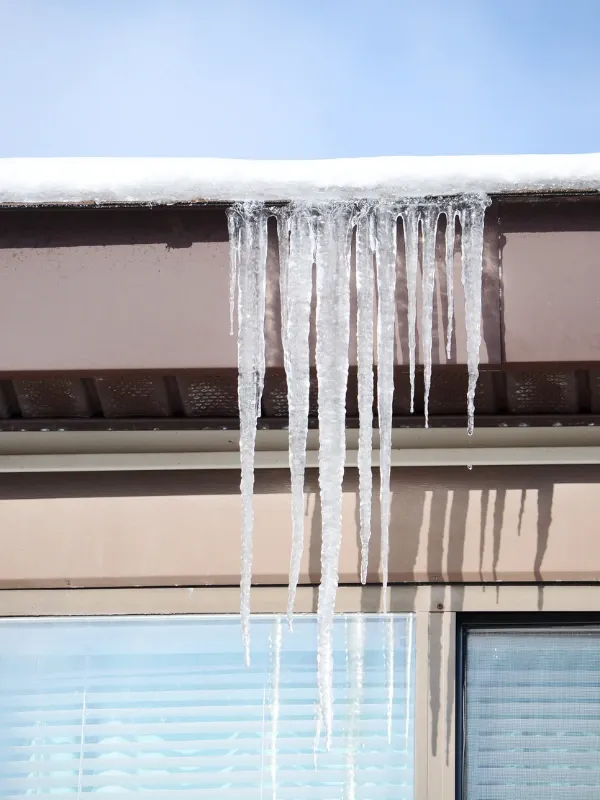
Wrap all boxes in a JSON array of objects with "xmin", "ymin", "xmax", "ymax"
[
  {"xmin": 2, "ymin": 153, "xmax": 600, "ymax": 204},
  {"xmin": 280, "ymin": 206, "xmax": 315, "ymax": 623},
  {"xmin": 315, "ymin": 203, "xmax": 354, "ymax": 750},
  {"xmin": 230, "ymin": 202, "xmax": 269, "ymax": 666},
  {"xmin": 374, "ymin": 204, "xmax": 398, "ymax": 606},
  {"xmin": 355, "ymin": 207, "xmax": 374, "ymax": 585}
]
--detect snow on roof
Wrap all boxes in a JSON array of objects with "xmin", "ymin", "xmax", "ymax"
[{"xmin": 1, "ymin": 154, "xmax": 600, "ymax": 205}]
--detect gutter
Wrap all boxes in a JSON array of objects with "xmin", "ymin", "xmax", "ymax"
[{"xmin": 1, "ymin": 428, "xmax": 599, "ymax": 472}]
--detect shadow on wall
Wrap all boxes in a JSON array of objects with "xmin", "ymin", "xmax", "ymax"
[
  {"xmin": 306, "ymin": 465, "xmax": 560, "ymax": 766},
  {"xmin": 306, "ymin": 465, "xmax": 557, "ymax": 591}
]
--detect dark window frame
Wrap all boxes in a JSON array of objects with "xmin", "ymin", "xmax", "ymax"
[{"xmin": 456, "ymin": 612, "xmax": 600, "ymax": 800}]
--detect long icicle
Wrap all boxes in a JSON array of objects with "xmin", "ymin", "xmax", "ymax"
[
  {"xmin": 233, "ymin": 202, "xmax": 269, "ymax": 666},
  {"xmin": 228, "ymin": 208, "xmax": 241, "ymax": 336},
  {"xmin": 421, "ymin": 205, "xmax": 440, "ymax": 429},
  {"xmin": 444, "ymin": 204, "xmax": 456, "ymax": 359},
  {"xmin": 315, "ymin": 203, "xmax": 353, "ymax": 749},
  {"xmin": 460, "ymin": 196, "xmax": 490, "ymax": 435},
  {"xmin": 282, "ymin": 206, "xmax": 315, "ymax": 623},
  {"xmin": 374, "ymin": 205, "xmax": 398, "ymax": 609},
  {"xmin": 355, "ymin": 207, "xmax": 374, "ymax": 584},
  {"xmin": 226, "ymin": 194, "xmax": 489, "ymax": 728},
  {"xmin": 277, "ymin": 210, "xmax": 290, "ymax": 351},
  {"xmin": 402, "ymin": 205, "xmax": 419, "ymax": 414}
]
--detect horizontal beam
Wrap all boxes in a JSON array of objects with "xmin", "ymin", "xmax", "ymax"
[
  {"xmin": 2, "ymin": 427, "xmax": 600, "ymax": 472},
  {"xmin": 2, "ymin": 584, "xmax": 600, "ymax": 616},
  {"xmin": 2, "ymin": 447, "xmax": 600, "ymax": 472}
]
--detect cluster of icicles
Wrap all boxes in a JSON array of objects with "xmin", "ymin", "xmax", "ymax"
[{"xmin": 228, "ymin": 194, "xmax": 489, "ymax": 748}]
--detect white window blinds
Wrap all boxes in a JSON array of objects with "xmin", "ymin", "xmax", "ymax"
[
  {"xmin": 464, "ymin": 626, "xmax": 600, "ymax": 800},
  {"xmin": 0, "ymin": 613, "xmax": 414, "ymax": 798}
]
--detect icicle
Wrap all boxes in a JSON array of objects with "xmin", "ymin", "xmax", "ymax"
[
  {"xmin": 385, "ymin": 614, "xmax": 395, "ymax": 744},
  {"xmin": 444, "ymin": 205, "xmax": 456, "ymax": 359},
  {"xmin": 344, "ymin": 615, "xmax": 365, "ymax": 800},
  {"xmin": 270, "ymin": 618, "xmax": 281, "ymax": 800},
  {"xmin": 277, "ymin": 210, "xmax": 290, "ymax": 351},
  {"xmin": 421, "ymin": 205, "xmax": 440, "ymax": 429},
  {"xmin": 313, "ymin": 717, "xmax": 321, "ymax": 769},
  {"xmin": 374, "ymin": 205, "xmax": 398, "ymax": 608},
  {"xmin": 280, "ymin": 206, "xmax": 315, "ymax": 623},
  {"xmin": 402, "ymin": 205, "xmax": 419, "ymax": 414},
  {"xmin": 355, "ymin": 207, "xmax": 374, "ymax": 585},
  {"xmin": 232, "ymin": 202, "xmax": 269, "ymax": 665},
  {"xmin": 227, "ymin": 193, "xmax": 489, "ymax": 705},
  {"xmin": 227, "ymin": 208, "xmax": 241, "ymax": 336},
  {"xmin": 315, "ymin": 203, "xmax": 353, "ymax": 749},
  {"xmin": 459, "ymin": 196, "xmax": 490, "ymax": 435}
]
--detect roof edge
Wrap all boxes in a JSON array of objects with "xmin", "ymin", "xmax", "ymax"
[{"xmin": 1, "ymin": 154, "xmax": 600, "ymax": 206}]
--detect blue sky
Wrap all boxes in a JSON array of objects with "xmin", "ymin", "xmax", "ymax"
[{"xmin": 1, "ymin": 0, "xmax": 599, "ymax": 159}]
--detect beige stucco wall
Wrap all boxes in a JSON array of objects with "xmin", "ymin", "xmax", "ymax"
[{"xmin": 0, "ymin": 464, "xmax": 596, "ymax": 588}]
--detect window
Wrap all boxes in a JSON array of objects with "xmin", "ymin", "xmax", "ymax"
[
  {"xmin": 460, "ymin": 619, "xmax": 600, "ymax": 800},
  {"xmin": 0, "ymin": 613, "xmax": 415, "ymax": 798}
]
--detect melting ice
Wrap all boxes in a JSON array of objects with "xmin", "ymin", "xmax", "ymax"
[
  {"xmin": 229, "ymin": 194, "xmax": 489, "ymax": 736},
  {"xmin": 227, "ymin": 202, "xmax": 269, "ymax": 665}
]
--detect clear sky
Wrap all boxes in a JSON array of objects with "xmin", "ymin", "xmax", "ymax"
[{"xmin": 1, "ymin": 0, "xmax": 599, "ymax": 159}]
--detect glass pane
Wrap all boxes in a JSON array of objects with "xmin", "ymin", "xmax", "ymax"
[
  {"xmin": 464, "ymin": 627, "xmax": 600, "ymax": 800},
  {"xmin": 0, "ymin": 613, "xmax": 414, "ymax": 799}
]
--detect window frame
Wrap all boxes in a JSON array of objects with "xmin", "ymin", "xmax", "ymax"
[
  {"xmin": 4, "ymin": 584, "xmax": 600, "ymax": 800},
  {"xmin": 0, "ymin": 585, "xmax": 425, "ymax": 798},
  {"xmin": 456, "ymin": 611, "xmax": 600, "ymax": 800}
]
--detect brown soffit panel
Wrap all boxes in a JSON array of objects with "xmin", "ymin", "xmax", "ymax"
[
  {"xmin": 0, "ymin": 465, "xmax": 599, "ymax": 588},
  {"xmin": 501, "ymin": 198, "xmax": 600, "ymax": 363},
  {"xmin": 0, "ymin": 207, "xmax": 235, "ymax": 372},
  {"xmin": 2, "ymin": 366, "xmax": 600, "ymax": 429},
  {"xmin": 0, "ymin": 206, "xmax": 501, "ymax": 373}
]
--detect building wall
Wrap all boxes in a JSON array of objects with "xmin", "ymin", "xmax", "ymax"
[{"xmin": 0, "ymin": 464, "xmax": 596, "ymax": 588}]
